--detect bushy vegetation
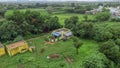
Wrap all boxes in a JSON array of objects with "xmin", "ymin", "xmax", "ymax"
[
  {"xmin": 111, "ymin": 17, "xmax": 120, "ymax": 22},
  {"xmin": 64, "ymin": 16, "xmax": 120, "ymax": 67},
  {"xmin": 65, "ymin": 5, "xmax": 92, "ymax": 14},
  {"xmin": 65, "ymin": 16, "xmax": 120, "ymax": 42},
  {"xmin": 95, "ymin": 12, "xmax": 111, "ymax": 21},
  {"xmin": 0, "ymin": 2, "xmax": 120, "ymax": 68},
  {"xmin": 99, "ymin": 40, "xmax": 120, "ymax": 67},
  {"xmin": 0, "ymin": 10, "xmax": 61, "ymax": 42},
  {"xmin": 83, "ymin": 53, "xmax": 110, "ymax": 68}
]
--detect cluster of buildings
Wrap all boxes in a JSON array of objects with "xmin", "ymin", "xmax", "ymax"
[
  {"xmin": 107, "ymin": 6, "xmax": 120, "ymax": 18},
  {"xmin": 0, "ymin": 28, "xmax": 72, "ymax": 57},
  {"xmin": 85, "ymin": 5, "xmax": 120, "ymax": 18},
  {"xmin": 85, "ymin": 6, "xmax": 103, "ymax": 15}
]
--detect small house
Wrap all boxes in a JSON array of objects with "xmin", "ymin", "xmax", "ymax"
[
  {"xmin": 0, "ymin": 43, "xmax": 6, "ymax": 56},
  {"xmin": 52, "ymin": 28, "xmax": 72, "ymax": 40},
  {"xmin": 6, "ymin": 41, "xmax": 29, "ymax": 56}
]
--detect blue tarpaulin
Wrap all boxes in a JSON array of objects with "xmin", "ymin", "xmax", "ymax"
[{"xmin": 52, "ymin": 32, "xmax": 61, "ymax": 37}]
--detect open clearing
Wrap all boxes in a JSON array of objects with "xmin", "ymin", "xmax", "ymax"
[{"xmin": 0, "ymin": 34, "xmax": 101, "ymax": 68}]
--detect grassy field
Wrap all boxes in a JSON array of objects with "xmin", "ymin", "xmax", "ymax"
[
  {"xmin": 0, "ymin": 34, "xmax": 105, "ymax": 68},
  {"xmin": 5, "ymin": 8, "xmax": 49, "ymax": 16}
]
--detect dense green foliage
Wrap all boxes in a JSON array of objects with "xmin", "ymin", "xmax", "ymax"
[
  {"xmin": 99, "ymin": 40, "xmax": 120, "ymax": 66},
  {"xmin": 93, "ymin": 23, "xmax": 120, "ymax": 41},
  {"xmin": 0, "ymin": 8, "xmax": 6, "ymax": 17},
  {"xmin": 0, "ymin": 10, "xmax": 61, "ymax": 42},
  {"xmin": 72, "ymin": 36, "xmax": 83, "ymax": 55},
  {"xmin": 64, "ymin": 16, "xmax": 120, "ymax": 67},
  {"xmin": 1, "ymin": 2, "xmax": 120, "ymax": 68},
  {"xmin": 65, "ymin": 5, "xmax": 92, "ymax": 14},
  {"xmin": 95, "ymin": 12, "xmax": 111, "ymax": 21},
  {"xmin": 65, "ymin": 16, "xmax": 120, "ymax": 42},
  {"xmin": 83, "ymin": 53, "xmax": 110, "ymax": 68}
]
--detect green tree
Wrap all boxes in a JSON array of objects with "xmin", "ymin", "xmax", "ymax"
[
  {"xmin": 6, "ymin": 10, "xmax": 24, "ymax": 25},
  {"xmin": 72, "ymin": 36, "xmax": 83, "ymax": 55},
  {"xmin": 0, "ymin": 21, "xmax": 20, "ymax": 41},
  {"xmin": 42, "ymin": 16, "xmax": 61, "ymax": 32},
  {"xmin": 83, "ymin": 53, "xmax": 111, "ymax": 68},
  {"xmin": 93, "ymin": 24, "xmax": 120, "ymax": 41},
  {"xmin": 72, "ymin": 22, "xmax": 94, "ymax": 38},
  {"xmin": 0, "ymin": 8, "xmax": 7, "ymax": 17},
  {"xmin": 65, "ymin": 16, "xmax": 79, "ymax": 29},
  {"xmin": 99, "ymin": 40, "xmax": 120, "ymax": 64},
  {"xmin": 83, "ymin": 15, "xmax": 88, "ymax": 22},
  {"xmin": 95, "ymin": 12, "xmax": 110, "ymax": 21},
  {"xmin": 115, "ymin": 38, "xmax": 120, "ymax": 50},
  {"xmin": 71, "ymin": 3, "xmax": 75, "ymax": 7}
]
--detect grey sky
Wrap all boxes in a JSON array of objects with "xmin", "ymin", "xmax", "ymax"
[{"xmin": 0, "ymin": 0, "xmax": 118, "ymax": 2}]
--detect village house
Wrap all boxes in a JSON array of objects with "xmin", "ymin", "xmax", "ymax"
[
  {"xmin": 0, "ymin": 43, "xmax": 6, "ymax": 56},
  {"xmin": 6, "ymin": 41, "xmax": 29, "ymax": 56}
]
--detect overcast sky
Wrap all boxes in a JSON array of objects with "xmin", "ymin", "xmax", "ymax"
[{"xmin": 0, "ymin": 0, "xmax": 119, "ymax": 2}]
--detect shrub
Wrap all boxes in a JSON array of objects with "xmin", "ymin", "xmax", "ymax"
[
  {"xmin": 95, "ymin": 12, "xmax": 110, "ymax": 21},
  {"xmin": 83, "ymin": 53, "xmax": 110, "ymax": 68},
  {"xmin": 111, "ymin": 18, "xmax": 120, "ymax": 22},
  {"xmin": 99, "ymin": 40, "xmax": 120, "ymax": 64}
]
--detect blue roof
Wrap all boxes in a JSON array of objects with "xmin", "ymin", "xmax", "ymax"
[{"xmin": 52, "ymin": 32, "xmax": 61, "ymax": 37}]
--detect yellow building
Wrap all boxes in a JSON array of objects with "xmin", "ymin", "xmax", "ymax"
[
  {"xmin": 6, "ymin": 41, "xmax": 29, "ymax": 56},
  {"xmin": 0, "ymin": 43, "xmax": 6, "ymax": 56}
]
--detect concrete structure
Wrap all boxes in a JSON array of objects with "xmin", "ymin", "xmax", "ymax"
[{"xmin": 6, "ymin": 41, "xmax": 29, "ymax": 56}]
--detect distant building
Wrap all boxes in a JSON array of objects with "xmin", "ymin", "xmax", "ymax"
[
  {"xmin": 6, "ymin": 41, "xmax": 29, "ymax": 56},
  {"xmin": 85, "ymin": 6, "xmax": 103, "ymax": 15},
  {"xmin": 108, "ymin": 7, "xmax": 120, "ymax": 18},
  {"xmin": 0, "ymin": 43, "xmax": 6, "ymax": 56}
]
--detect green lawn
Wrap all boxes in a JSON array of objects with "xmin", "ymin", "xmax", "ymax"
[{"xmin": 0, "ymin": 34, "xmax": 103, "ymax": 68}]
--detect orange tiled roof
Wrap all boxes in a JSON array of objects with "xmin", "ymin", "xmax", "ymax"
[{"xmin": 6, "ymin": 41, "xmax": 27, "ymax": 50}]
